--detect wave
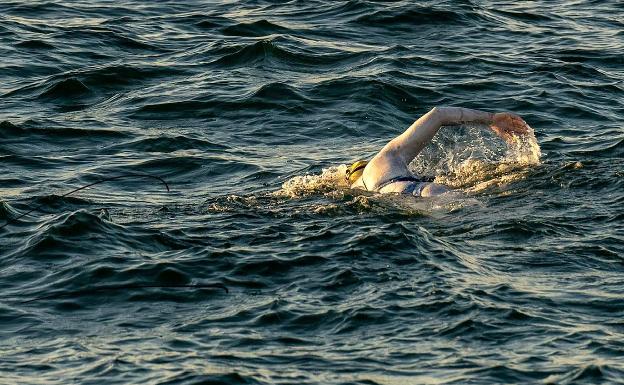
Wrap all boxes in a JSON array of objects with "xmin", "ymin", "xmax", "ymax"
[
  {"xmin": 192, "ymin": 15, "xmax": 233, "ymax": 29},
  {"xmin": 230, "ymin": 254, "xmax": 328, "ymax": 279},
  {"xmin": 251, "ymin": 81, "xmax": 310, "ymax": 104},
  {"xmin": 222, "ymin": 19, "xmax": 293, "ymax": 37},
  {"xmin": 3, "ymin": 64, "xmax": 182, "ymax": 101},
  {"xmin": 354, "ymin": 6, "xmax": 466, "ymax": 27},
  {"xmin": 492, "ymin": 9, "xmax": 558, "ymax": 23},
  {"xmin": 547, "ymin": 364, "xmax": 610, "ymax": 384},
  {"xmin": 131, "ymin": 100, "xmax": 218, "ymax": 120},
  {"xmin": 39, "ymin": 78, "xmax": 91, "ymax": 99},
  {"xmin": 14, "ymin": 39, "xmax": 55, "ymax": 49},
  {"xmin": 2, "ymin": 1, "xmax": 77, "ymax": 16},
  {"xmin": 102, "ymin": 135, "xmax": 230, "ymax": 154},
  {"xmin": 0, "ymin": 120, "xmax": 127, "ymax": 141},
  {"xmin": 132, "ymin": 81, "xmax": 311, "ymax": 119},
  {"xmin": 78, "ymin": 64, "xmax": 182, "ymax": 87},
  {"xmin": 8, "ymin": 209, "xmax": 122, "ymax": 260},
  {"xmin": 210, "ymin": 39, "xmax": 367, "ymax": 68},
  {"xmin": 570, "ymin": 137, "xmax": 624, "ymax": 158},
  {"xmin": 0, "ymin": 200, "xmax": 25, "ymax": 223},
  {"xmin": 7, "ymin": 206, "xmax": 192, "ymax": 263},
  {"xmin": 57, "ymin": 27, "xmax": 161, "ymax": 52},
  {"xmin": 222, "ymin": 0, "xmax": 372, "ymax": 26},
  {"xmin": 308, "ymin": 76, "xmax": 444, "ymax": 109}
]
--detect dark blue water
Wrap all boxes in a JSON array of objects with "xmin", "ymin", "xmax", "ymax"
[{"xmin": 1, "ymin": 1, "xmax": 623, "ymax": 384}]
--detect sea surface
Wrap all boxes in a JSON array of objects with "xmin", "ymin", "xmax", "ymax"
[{"xmin": 1, "ymin": 1, "xmax": 623, "ymax": 384}]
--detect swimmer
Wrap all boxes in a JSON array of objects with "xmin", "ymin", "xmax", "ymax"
[{"xmin": 346, "ymin": 107, "xmax": 531, "ymax": 196}]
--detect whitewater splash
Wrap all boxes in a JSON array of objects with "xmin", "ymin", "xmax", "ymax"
[
  {"xmin": 278, "ymin": 124, "xmax": 541, "ymax": 198},
  {"xmin": 432, "ymin": 124, "xmax": 541, "ymax": 191},
  {"xmin": 278, "ymin": 165, "xmax": 347, "ymax": 196}
]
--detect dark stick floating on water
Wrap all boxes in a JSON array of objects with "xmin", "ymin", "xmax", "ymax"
[{"xmin": 0, "ymin": 173, "xmax": 170, "ymax": 230}]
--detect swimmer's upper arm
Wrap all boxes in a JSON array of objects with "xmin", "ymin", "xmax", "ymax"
[
  {"xmin": 377, "ymin": 107, "xmax": 444, "ymax": 165},
  {"xmin": 361, "ymin": 108, "xmax": 442, "ymax": 186}
]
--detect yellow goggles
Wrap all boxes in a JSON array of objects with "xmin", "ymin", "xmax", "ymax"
[{"xmin": 345, "ymin": 160, "xmax": 368, "ymax": 182}]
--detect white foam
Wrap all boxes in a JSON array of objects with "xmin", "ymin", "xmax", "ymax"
[{"xmin": 277, "ymin": 165, "xmax": 349, "ymax": 198}]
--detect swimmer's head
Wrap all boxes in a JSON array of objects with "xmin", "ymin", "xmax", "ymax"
[{"xmin": 346, "ymin": 160, "xmax": 368, "ymax": 185}]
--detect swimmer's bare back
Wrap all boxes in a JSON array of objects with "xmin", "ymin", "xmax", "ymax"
[{"xmin": 353, "ymin": 107, "xmax": 531, "ymax": 195}]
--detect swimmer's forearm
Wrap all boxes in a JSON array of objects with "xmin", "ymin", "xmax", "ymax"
[{"xmin": 433, "ymin": 107, "xmax": 494, "ymax": 126}]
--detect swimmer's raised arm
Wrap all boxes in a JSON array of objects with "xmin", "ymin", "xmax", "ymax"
[
  {"xmin": 375, "ymin": 107, "xmax": 492, "ymax": 165},
  {"xmin": 376, "ymin": 107, "xmax": 529, "ymax": 165}
]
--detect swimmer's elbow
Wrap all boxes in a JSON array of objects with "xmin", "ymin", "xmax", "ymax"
[
  {"xmin": 429, "ymin": 106, "xmax": 441, "ymax": 116},
  {"xmin": 428, "ymin": 106, "xmax": 450, "ymax": 125}
]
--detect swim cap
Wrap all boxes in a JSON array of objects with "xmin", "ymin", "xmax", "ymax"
[{"xmin": 346, "ymin": 160, "xmax": 368, "ymax": 184}]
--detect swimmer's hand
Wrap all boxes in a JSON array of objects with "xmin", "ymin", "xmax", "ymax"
[{"xmin": 490, "ymin": 112, "xmax": 531, "ymax": 143}]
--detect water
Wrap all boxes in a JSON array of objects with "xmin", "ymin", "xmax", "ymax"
[{"xmin": 1, "ymin": 1, "xmax": 623, "ymax": 384}]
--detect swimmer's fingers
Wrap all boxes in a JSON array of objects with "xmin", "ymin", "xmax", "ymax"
[
  {"xmin": 509, "ymin": 115, "xmax": 530, "ymax": 134},
  {"xmin": 491, "ymin": 125, "xmax": 525, "ymax": 143},
  {"xmin": 491, "ymin": 112, "xmax": 530, "ymax": 142},
  {"xmin": 490, "ymin": 124, "xmax": 513, "ymax": 143}
]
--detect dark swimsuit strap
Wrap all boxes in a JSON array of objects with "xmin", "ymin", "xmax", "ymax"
[{"xmin": 375, "ymin": 175, "xmax": 435, "ymax": 191}]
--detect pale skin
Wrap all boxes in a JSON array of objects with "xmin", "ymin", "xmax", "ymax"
[{"xmin": 351, "ymin": 107, "xmax": 531, "ymax": 196}]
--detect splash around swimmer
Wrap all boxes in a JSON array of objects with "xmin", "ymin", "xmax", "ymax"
[{"xmin": 346, "ymin": 107, "xmax": 532, "ymax": 197}]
